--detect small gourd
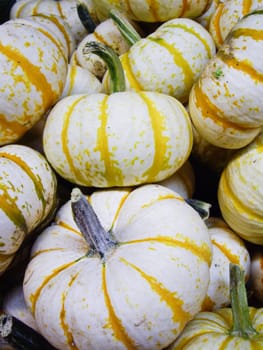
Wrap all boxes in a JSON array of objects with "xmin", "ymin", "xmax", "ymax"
[
  {"xmin": 23, "ymin": 184, "xmax": 212, "ymax": 350},
  {"xmin": 250, "ymin": 249, "xmax": 263, "ymax": 303},
  {"xmin": 0, "ymin": 144, "xmax": 57, "ymax": 275},
  {"xmin": 43, "ymin": 42, "xmax": 193, "ymax": 187},
  {"xmin": 218, "ymin": 131, "xmax": 263, "ymax": 245},
  {"xmin": 189, "ymin": 9, "xmax": 263, "ymax": 149}
]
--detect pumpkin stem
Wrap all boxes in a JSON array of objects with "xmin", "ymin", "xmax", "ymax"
[
  {"xmin": 229, "ymin": 264, "xmax": 258, "ymax": 338},
  {"xmin": 0, "ymin": 313, "xmax": 55, "ymax": 349},
  {"xmin": 76, "ymin": 0, "xmax": 97, "ymax": 33},
  {"xmin": 109, "ymin": 9, "xmax": 141, "ymax": 46},
  {"xmin": 185, "ymin": 199, "xmax": 211, "ymax": 220},
  {"xmin": 82, "ymin": 41, "xmax": 126, "ymax": 93},
  {"xmin": 71, "ymin": 188, "xmax": 117, "ymax": 259}
]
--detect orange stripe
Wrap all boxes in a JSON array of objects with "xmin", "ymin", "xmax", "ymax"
[
  {"xmin": 242, "ymin": 0, "xmax": 252, "ymax": 15},
  {"xmin": 211, "ymin": 3, "xmax": 224, "ymax": 46}
]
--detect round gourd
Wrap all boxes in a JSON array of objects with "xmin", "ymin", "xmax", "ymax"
[
  {"xmin": 209, "ymin": 0, "xmax": 263, "ymax": 48},
  {"xmin": 218, "ymin": 131, "xmax": 263, "ymax": 245},
  {"xmin": 167, "ymin": 264, "xmax": 263, "ymax": 349},
  {"xmin": 0, "ymin": 144, "xmax": 57, "ymax": 275},
  {"xmin": 10, "ymin": 0, "xmax": 98, "ymax": 42},
  {"xmin": 188, "ymin": 9, "xmax": 263, "ymax": 149},
  {"xmin": 202, "ymin": 217, "xmax": 250, "ymax": 311},
  {"xmin": 93, "ymin": 0, "xmax": 213, "ymax": 23},
  {"xmin": 0, "ymin": 14, "xmax": 71, "ymax": 145},
  {"xmin": 23, "ymin": 184, "xmax": 212, "ymax": 350},
  {"xmin": 103, "ymin": 17, "xmax": 216, "ymax": 104},
  {"xmin": 43, "ymin": 42, "xmax": 193, "ymax": 187}
]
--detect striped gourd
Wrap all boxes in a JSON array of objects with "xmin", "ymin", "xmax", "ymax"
[
  {"xmin": 0, "ymin": 144, "xmax": 57, "ymax": 275},
  {"xmin": 0, "ymin": 14, "xmax": 72, "ymax": 145},
  {"xmin": 23, "ymin": 184, "xmax": 212, "ymax": 350},
  {"xmin": 43, "ymin": 42, "xmax": 193, "ymax": 188},
  {"xmin": 103, "ymin": 18, "xmax": 216, "ymax": 104},
  {"xmin": 93, "ymin": 0, "xmax": 212, "ymax": 23},
  {"xmin": 209, "ymin": 0, "xmax": 263, "ymax": 48},
  {"xmin": 218, "ymin": 131, "xmax": 263, "ymax": 245},
  {"xmin": 10, "ymin": 0, "xmax": 98, "ymax": 42},
  {"xmin": 188, "ymin": 9, "xmax": 263, "ymax": 149},
  {"xmin": 195, "ymin": 0, "xmax": 221, "ymax": 30}
]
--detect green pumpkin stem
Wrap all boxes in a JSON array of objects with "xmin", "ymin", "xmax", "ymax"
[
  {"xmin": 76, "ymin": 0, "xmax": 97, "ymax": 33},
  {"xmin": 229, "ymin": 263, "xmax": 258, "ymax": 338},
  {"xmin": 71, "ymin": 188, "xmax": 117, "ymax": 259},
  {"xmin": 185, "ymin": 199, "xmax": 211, "ymax": 220},
  {"xmin": 0, "ymin": 313, "xmax": 55, "ymax": 349},
  {"xmin": 82, "ymin": 41, "xmax": 126, "ymax": 93},
  {"xmin": 109, "ymin": 9, "xmax": 141, "ymax": 46}
]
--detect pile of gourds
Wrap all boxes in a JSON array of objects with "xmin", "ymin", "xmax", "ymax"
[{"xmin": 0, "ymin": 0, "xmax": 263, "ymax": 349}]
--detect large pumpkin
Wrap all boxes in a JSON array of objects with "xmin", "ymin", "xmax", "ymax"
[
  {"xmin": 23, "ymin": 184, "xmax": 212, "ymax": 350},
  {"xmin": 0, "ymin": 144, "xmax": 57, "ymax": 275},
  {"xmin": 188, "ymin": 9, "xmax": 263, "ymax": 149},
  {"xmin": 43, "ymin": 42, "xmax": 193, "ymax": 187},
  {"xmin": 0, "ymin": 14, "xmax": 73, "ymax": 145}
]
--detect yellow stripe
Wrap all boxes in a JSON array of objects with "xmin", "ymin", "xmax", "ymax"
[
  {"xmin": 212, "ymin": 240, "xmax": 240, "ymax": 265},
  {"xmin": 161, "ymin": 22, "xmax": 214, "ymax": 59},
  {"xmin": 148, "ymin": 36, "xmax": 194, "ymax": 100},
  {"xmin": 61, "ymin": 95, "xmax": 88, "ymax": 183},
  {"xmin": 231, "ymin": 27, "xmax": 263, "ymax": 41},
  {"xmin": 179, "ymin": 0, "xmax": 190, "ymax": 17},
  {"xmin": 93, "ymin": 31, "xmax": 109, "ymax": 46},
  {"xmin": 120, "ymin": 53, "xmax": 143, "ymax": 91},
  {"xmin": 0, "ymin": 185, "xmax": 27, "ymax": 235},
  {"xmin": 95, "ymin": 96, "xmax": 125, "ymax": 186},
  {"xmin": 145, "ymin": 0, "xmax": 160, "ymax": 21},
  {"xmin": 0, "ymin": 151, "xmax": 47, "ymax": 216},
  {"xmin": 211, "ymin": 3, "xmax": 224, "ymax": 46},
  {"xmin": 102, "ymin": 265, "xmax": 137, "ymax": 349},
  {"xmin": 124, "ymin": 236, "xmax": 212, "ymax": 265},
  {"xmin": 120, "ymin": 257, "xmax": 192, "ymax": 328},
  {"xmin": 32, "ymin": 0, "xmax": 42, "ymax": 16},
  {"xmin": 242, "ymin": 0, "xmax": 252, "ymax": 15},
  {"xmin": 138, "ymin": 92, "xmax": 174, "ymax": 182}
]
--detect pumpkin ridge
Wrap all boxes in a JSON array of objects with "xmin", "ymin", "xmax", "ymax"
[
  {"xmin": 122, "ymin": 237, "xmax": 212, "ymax": 265},
  {"xmin": 32, "ymin": 0, "xmax": 41, "ymax": 16},
  {"xmin": 0, "ymin": 151, "xmax": 47, "ymax": 218},
  {"xmin": 147, "ymin": 36, "xmax": 194, "ymax": 99},
  {"xmin": 102, "ymin": 264, "xmax": 137, "ymax": 349},
  {"xmin": 211, "ymin": 240, "xmax": 241, "ymax": 266},
  {"xmin": 210, "ymin": 3, "xmax": 224, "ymax": 46},
  {"xmin": 61, "ymin": 95, "xmax": 88, "ymax": 183},
  {"xmin": 0, "ymin": 42, "xmax": 58, "ymax": 114},
  {"xmin": 119, "ymin": 257, "xmax": 192, "ymax": 328},
  {"xmin": 138, "ymin": 92, "xmax": 173, "ymax": 182},
  {"xmin": 144, "ymin": 0, "xmax": 160, "ymax": 21},
  {"xmin": 178, "ymin": 0, "xmax": 189, "ymax": 18}
]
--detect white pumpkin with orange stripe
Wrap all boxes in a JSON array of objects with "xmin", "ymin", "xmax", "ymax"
[
  {"xmin": 93, "ymin": 0, "xmax": 212, "ymax": 22},
  {"xmin": 202, "ymin": 217, "xmax": 250, "ymax": 311},
  {"xmin": 0, "ymin": 144, "xmax": 57, "ymax": 275},
  {"xmin": 103, "ymin": 17, "xmax": 216, "ymax": 104},
  {"xmin": 23, "ymin": 184, "xmax": 212, "ymax": 350},
  {"xmin": 0, "ymin": 14, "xmax": 73, "ymax": 145},
  {"xmin": 189, "ymin": 9, "xmax": 263, "ymax": 149},
  {"xmin": 209, "ymin": 0, "xmax": 263, "ymax": 48},
  {"xmin": 218, "ymin": 131, "xmax": 263, "ymax": 245}
]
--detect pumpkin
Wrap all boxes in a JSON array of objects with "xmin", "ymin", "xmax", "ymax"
[
  {"xmin": 93, "ymin": 0, "xmax": 213, "ymax": 23},
  {"xmin": 218, "ymin": 131, "xmax": 263, "ymax": 245},
  {"xmin": 10, "ymin": 0, "xmax": 98, "ymax": 42},
  {"xmin": 209, "ymin": 0, "xmax": 263, "ymax": 48},
  {"xmin": 167, "ymin": 264, "xmax": 263, "ymax": 349},
  {"xmin": 250, "ymin": 249, "xmax": 263, "ymax": 303},
  {"xmin": 195, "ymin": 0, "xmax": 221, "ymax": 30},
  {"xmin": 23, "ymin": 184, "xmax": 212, "ymax": 350},
  {"xmin": 71, "ymin": 10, "xmax": 140, "ymax": 79},
  {"xmin": 103, "ymin": 17, "xmax": 216, "ymax": 104},
  {"xmin": 188, "ymin": 9, "xmax": 263, "ymax": 149},
  {"xmin": 43, "ymin": 42, "xmax": 193, "ymax": 187},
  {"xmin": 0, "ymin": 14, "xmax": 72, "ymax": 145},
  {"xmin": 0, "ymin": 144, "xmax": 57, "ymax": 275},
  {"xmin": 202, "ymin": 217, "xmax": 251, "ymax": 311}
]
